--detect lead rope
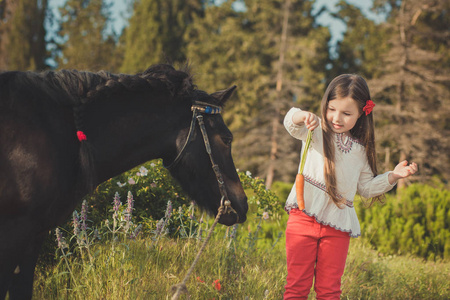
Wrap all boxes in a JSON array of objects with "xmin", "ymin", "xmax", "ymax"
[
  {"xmin": 171, "ymin": 114, "xmax": 237, "ymax": 300},
  {"xmin": 171, "ymin": 198, "xmax": 233, "ymax": 300}
]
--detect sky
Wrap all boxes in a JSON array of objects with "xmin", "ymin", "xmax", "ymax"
[
  {"xmin": 49, "ymin": 0, "xmax": 385, "ymax": 60},
  {"xmin": 51, "ymin": 0, "xmax": 382, "ymax": 39}
]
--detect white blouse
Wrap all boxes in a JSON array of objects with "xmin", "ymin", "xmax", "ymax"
[{"xmin": 284, "ymin": 107, "xmax": 396, "ymax": 237}]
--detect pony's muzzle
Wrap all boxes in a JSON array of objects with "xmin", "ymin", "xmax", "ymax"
[{"xmin": 218, "ymin": 199, "xmax": 246, "ymax": 225}]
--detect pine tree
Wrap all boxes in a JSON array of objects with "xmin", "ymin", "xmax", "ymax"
[
  {"xmin": 0, "ymin": 0, "xmax": 49, "ymax": 70},
  {"xmin": 57, "ymin": 0, "xmax": 118, "ymax": 71},
  {"xmin": 186, "ymin": 0, "xmax": 330, "ymax": 183},
  {"xmin": 367, "ymin": 0, "xmax": 450, "ymax": 184},
  {"xmin": 330, "ymin": 1, "xmax": 391, "ymax": 79},
  {"xmin": 120, "ymin": 0, "xmax": 204, "ymax": 73}
]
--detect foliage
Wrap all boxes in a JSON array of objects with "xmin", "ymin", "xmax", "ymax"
[
  {"xmin": 86, "ymin": 160, "xmax": 190, "ymax": 224},
  {"xmin": 120, "ymin": 0, "xmax": 203, "ymax": 73},
  {"xmin": 0, "ymin": 0, "xmax": 49, "ymax": 70},
  {"xmin": 238, "ymin": 171, "xmax": 284, "ymax": 217},
  {"xmin": 57, "ymin": 0, "xmax": 119, "ymax": 71},
  {"xmin": 330, "ymin": 1, "xmax": 391, "ymax": 79},
  {"xmin": 367, "ymin": 0, "xmax": 450, "ymax": 183},
  {"xmin": 80, "ymin": 160, "xmax": 285, "ymax": 230},
  {"xmin": 2, "ymin": 0, "xmax": 449, "ymax": 184},
  {"xmin": 357, "ymin": 183, "xmax": 450, "ymax": 261},
  {"xmin": 185, "ymin": 0, "xmax": 331, "ymax": 183}
]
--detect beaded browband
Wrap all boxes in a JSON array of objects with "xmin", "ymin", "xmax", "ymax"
[{"xmin": 191, "ymin": 101, "xmax": 222, "ymax": 114}]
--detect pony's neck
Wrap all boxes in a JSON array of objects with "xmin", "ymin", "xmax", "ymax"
[{"xmin": 82, "ymin": 92, "xmax": 191, "ymax": 184}]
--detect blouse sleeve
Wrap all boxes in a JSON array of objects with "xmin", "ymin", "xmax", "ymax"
[
  {"xmin": 357, "ymin": 159, "xmax": 397, "ymax": 198},
  {"xmin": 284, "ymin": 107, "xmax": 309, "ymax": 140}
]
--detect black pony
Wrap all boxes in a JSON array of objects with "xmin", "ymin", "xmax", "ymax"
[{"xmin": 0, "ymin": 64, "xmax": 248, "ymax": 299}]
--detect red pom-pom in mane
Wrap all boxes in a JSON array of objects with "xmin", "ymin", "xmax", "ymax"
[{"xmin": 77, "ymin": 131, "xmax": 87, "ymax": 142}]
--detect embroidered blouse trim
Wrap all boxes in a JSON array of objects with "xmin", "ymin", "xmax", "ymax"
[
  {"xmin": 304, "ymin": 174, "xmax": 354, "ymax": 208},
  {"xmin": 284, "ymin": 203, "xmax": 361, "ymax": 238},
  {"xmin": 336, "ymin": 133, "xmax": 364, "ymax": 154}
]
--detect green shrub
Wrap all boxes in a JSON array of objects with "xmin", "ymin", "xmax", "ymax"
[{"xmin": 356, "ymin": 183, "xmax": 450, "ymax": 261}]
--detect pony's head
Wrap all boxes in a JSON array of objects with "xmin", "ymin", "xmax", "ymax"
[{"xmin": 164, "ymin": 83, "xmax": 248, "ymax": 225}]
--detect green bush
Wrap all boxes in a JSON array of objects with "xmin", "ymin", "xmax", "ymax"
[
  {"xmin": 356, "ymin": 183, "xmax": 450, "ymax": 261},
  {"xmin": 86, "ymin": 159, "xmax": 190, "ymax": 225}
]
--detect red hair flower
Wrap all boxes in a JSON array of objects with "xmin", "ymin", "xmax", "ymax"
[
  {"xmin": 77, "ymin": 131, "xmax": 87, "ymax": 142},
  {"xmin": 213, "ymin": 279, "xmax": 221, "ymax": 291},
  {"xmin": 363, "ymin": 100, "xmax": 375, "ymax": 115}
]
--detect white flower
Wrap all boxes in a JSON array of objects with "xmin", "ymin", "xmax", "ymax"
[
  {"xmin": 246, "ymin": 171, "xmax": 252, "ymax": 177},
  {"xmin": 128, "ymin": 178, "xmax": 136, "ymax": 185},
  {"xmin": 150, "ymin": 163, "xmax": 156, "ymax": 167},
  {"xmin": 262, "ymin": 212, "xmax": 269, "ymax": 220},
  {"xmin": 139, "ymin": 166, "xmax": 149, "ymax": 176},
  {"xmin": 117, "ymin": 181, "xmax": 126, "ymax": 187}
]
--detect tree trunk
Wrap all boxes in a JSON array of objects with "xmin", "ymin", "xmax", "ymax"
[
  {"xmin": 395, "ymin": 1, "xmax": 407, "ymax": 191},
  {"xmin": 397, "ymin": 150, "xmax": 407, "ymax": 190},
  {"xmin": 384, "ymin": 147, "xmax": 391, "ymax": 172},
  {"xmin": 265, "ymin": 0, "xmax": 291, "ymax": 189}
]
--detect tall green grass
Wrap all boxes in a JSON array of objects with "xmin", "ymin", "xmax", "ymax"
[
  {"xmin": 28, "ymin": 168, "xmax": 450, "ymax": 299},
  {"xmin": 33, "ymin": 208, "xmax": 449, "ymax": 300}
]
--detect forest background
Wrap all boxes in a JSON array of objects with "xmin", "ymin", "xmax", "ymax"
[{"xmin": 0, "ymin": 0, "xmax": 448, "ymax": 187}]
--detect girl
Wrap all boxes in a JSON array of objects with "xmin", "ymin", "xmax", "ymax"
[{"xmin": 283, "ymin": 74, "xmax": 417, "ymax": 300}]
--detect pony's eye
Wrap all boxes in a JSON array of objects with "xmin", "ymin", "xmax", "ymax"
[{"xmin": 222, "ymin": 136, "xmax": 233, "ymax": 146}]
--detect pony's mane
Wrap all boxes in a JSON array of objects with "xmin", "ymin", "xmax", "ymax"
[
  {"xmin": 25, "ymin": 64, "xmax": 197, "ymax": 193},
  {"xmin": 37, "ymin": 64, "xmax": 197, "ymax": 106}
]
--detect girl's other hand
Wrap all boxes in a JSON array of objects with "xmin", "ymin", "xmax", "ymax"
[
  {"xmin": 389, "ymin": 160, "xmax": 418, "ymax": 184},
  {"xmin": 303, "ymin": 111, "xmax": 319, "ymax": 130},
  {"xmin": 292, "ymin": 110, "xmax": 319, "ymax": 130},
  {"xmin": 303, "ymin": 112, "xmax": 319, "ymax": 131}
]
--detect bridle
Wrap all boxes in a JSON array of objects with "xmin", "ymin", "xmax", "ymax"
[{"xmin": 164, "ymin": 101, "xmax": 238, "ymax": 222}]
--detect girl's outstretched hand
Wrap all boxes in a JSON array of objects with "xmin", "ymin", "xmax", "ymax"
[{"xmin": 389, "ymin": 160, "xmax": 418, "ymax": 184}]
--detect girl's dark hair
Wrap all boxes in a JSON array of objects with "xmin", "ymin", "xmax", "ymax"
[{"xmin": 320, "ymin": 74, "xmax": 383, "ymax": 207}]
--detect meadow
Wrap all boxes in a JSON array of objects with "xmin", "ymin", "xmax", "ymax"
[
  {"xmin": 27, "ymin": 162, "xmax": 449, "ymax": 299},
  {"xmin": 32, "ymin": 202, "xmax": 449, "ymax": 299}
]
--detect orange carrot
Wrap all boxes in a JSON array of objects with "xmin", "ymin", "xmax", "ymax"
[
  {"xmin": 296, "ymin": 173, "xmax": 305, "ymax": 210},
  {"xmin": 296, "ymin": 130, "xmax": 313, "ymax": 211}
]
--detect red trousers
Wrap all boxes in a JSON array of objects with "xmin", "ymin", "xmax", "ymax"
[{"xmin": 284, "ymin": 209, "xmax": 350, "ymax": 300}]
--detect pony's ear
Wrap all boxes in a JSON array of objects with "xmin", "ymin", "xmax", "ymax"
[{"xmin": 210, "ymin": 85, "xmax": 237, "ymax": 106}]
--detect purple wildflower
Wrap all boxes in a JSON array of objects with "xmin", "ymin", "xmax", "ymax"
[
  {"xmin": 155, "ymin": 218, "xmax": 164, "ymax": 236},
  {"xmin": 165, "ymin": 200, "xmax": 172, "ymax": 219},
  {"xmin": 80, "ymin": 200, "xmax": 88, "ymax": 231},
  {"xmin": 113, "ymin": 192, "xmax": 121, "ymax": 218},
  {"xmin": 55, "ymin": 228, "xmax": 68, "ymax": 249},
  {"xmin": 125, "ymin": 191, "xmax": 134, "ymax": 222},
  {"xmin": 72, "ymin": 211, "xmax": 80, "ymax": 236}
]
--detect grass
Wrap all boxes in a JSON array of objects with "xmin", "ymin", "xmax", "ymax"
[{"xmin": 32, "ymin": 210, "xmax": 449, "ymax": 300}]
